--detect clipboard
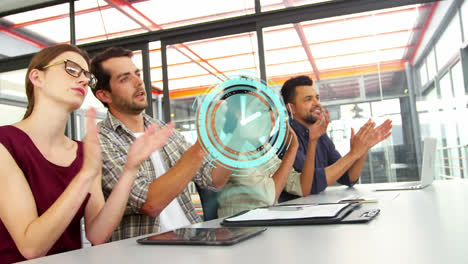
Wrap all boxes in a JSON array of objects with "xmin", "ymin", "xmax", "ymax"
[{"xmin": 221, "ymin": 202, "xmax": 380, "ymax": 227}]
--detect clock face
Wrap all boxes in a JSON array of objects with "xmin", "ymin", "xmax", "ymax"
[
  {"xmin": 195, "ymin": 73, "xmax": 291, "ymax": 175},
  {"xmin": 215, "ymin": 89, "xmax": 272, "ymax": 153}
]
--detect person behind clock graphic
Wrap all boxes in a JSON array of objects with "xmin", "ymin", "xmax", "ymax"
[{"xmin": 216, "ymin": 86, "xmax": 328, "ymax": 217}]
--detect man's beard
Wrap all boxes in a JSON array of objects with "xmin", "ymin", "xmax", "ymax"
[
  {"xmin": 302, "ymin": 106, "xmax": 321, "ymax": 125},
  {"xmin": 111, "ymin": 93, "xmax": 147, "ymax": 114},
  {"xmin": 303, "ymin": 112, "xmax": 318, "ymax": 125}
]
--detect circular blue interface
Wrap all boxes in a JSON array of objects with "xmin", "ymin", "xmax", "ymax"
[{"xmin": 194, "ymin": 73, "xmax": 290, "ymax": 175}]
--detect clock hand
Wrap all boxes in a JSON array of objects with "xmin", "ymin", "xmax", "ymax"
[{"xmin": 240, "ymin": 111, "xmax": 261, "ymax": 126}]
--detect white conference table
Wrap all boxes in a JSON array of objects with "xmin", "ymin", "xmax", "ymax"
[{"xmin": 20, "ymin": 180, "xmax": 468, "ymax": 264}]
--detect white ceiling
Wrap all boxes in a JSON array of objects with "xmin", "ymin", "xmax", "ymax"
[{"xmin": 0, "ymin": 0, "xmax": 64, "ymax": 15}]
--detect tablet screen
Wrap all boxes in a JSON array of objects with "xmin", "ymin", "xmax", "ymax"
[{"xmin": 137, "ymin": 227, "xmax": 267, "ymax": 246}]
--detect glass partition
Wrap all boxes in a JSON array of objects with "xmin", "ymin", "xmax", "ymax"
[
  {"xmin": 0, "ymin": 69, "xmax": 27, "ymax": 125},
  {"xmin": 166, "ymin": 32, "xmax": 260, "ymax": 143},
  {"xmin": 1, "ymin": 3, "xmax": 70, "ymax": 57},
  {"xmin": 261, "ymin": 0, "xmax": 335, "ymax": 12},
  {"xmin": 262, "ymin": 4, "xmax": 426, "ymax": 183},
  {"xmin": 1, "ymin": 0, "xmax": 468, "ymax": 183}
]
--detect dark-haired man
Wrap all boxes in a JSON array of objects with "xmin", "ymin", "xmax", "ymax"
[
  {"xmin": 279, "ymin": 75, "xmax": 392, "ymax": 201},
  {"xmin": 90, "ymin": 47, "xmax": 231, "ymax": 241}
]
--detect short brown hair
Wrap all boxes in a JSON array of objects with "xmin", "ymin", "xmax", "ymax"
[
  {"xmin": 90, "ymin": 47, "xmax": 133, "ymax": 108},
  {"xmin": 24, "ymin": 44, "xmax": 90, "ymax": 119}
]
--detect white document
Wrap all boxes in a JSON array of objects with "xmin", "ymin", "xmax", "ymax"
[
  {"xmin": 338, "ymin": 192, "xmax": 400, "ymax": 203},
  {"xmin": 225, "ymin": 203, "xmax": 348, "ymax": 222}
]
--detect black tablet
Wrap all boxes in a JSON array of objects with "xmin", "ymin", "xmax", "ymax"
[{"xmin": 136, "ymin": 226, "xmax": 267, "ymax": 246}]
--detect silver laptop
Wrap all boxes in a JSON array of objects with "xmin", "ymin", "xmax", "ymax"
[{"xmin": 374, "ymin": 137, "xmax": 437, "ymax": 191}]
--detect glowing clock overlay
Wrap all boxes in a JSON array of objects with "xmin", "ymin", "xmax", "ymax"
[{"xmin": 194, "ymin": 73, "xmax": 292, "ymax": 175}]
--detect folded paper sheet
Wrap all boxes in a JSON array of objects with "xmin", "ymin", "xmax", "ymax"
[{"xmin": 225, "ymin": 203, "xmax": 349, "ymax": 222}]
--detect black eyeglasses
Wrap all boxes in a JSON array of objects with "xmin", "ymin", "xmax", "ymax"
[{"xmin": 42, "ymin": 59, "xmax": 97, "ymax": 89}]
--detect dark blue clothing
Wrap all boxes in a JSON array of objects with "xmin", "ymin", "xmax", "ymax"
[{"xmin": 279, "ymin": 119, "xmax": 355, "ymax": 202}]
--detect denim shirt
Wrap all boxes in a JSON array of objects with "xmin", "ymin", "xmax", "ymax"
[{"xmin": 279, "ymin": 119, "xmax": 354, "ymax": 201}]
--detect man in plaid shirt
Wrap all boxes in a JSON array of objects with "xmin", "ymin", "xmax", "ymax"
[{"xmin": 90, "ymin": 47, "xmax": 231, "ymax": 241}]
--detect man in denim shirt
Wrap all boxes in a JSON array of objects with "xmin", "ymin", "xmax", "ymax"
[{"xmin": 279, "ymin": 76, "xmax": 393, "ymax": 201}]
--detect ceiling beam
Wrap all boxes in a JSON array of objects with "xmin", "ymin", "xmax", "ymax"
[
  {"xmin": 283, "ymin": 0, "xmax": 320, "ymax": 80},
  {"xmin": 0, "ymin": 0, "xmax": 71, "ymax": 17},
  {"xmin": 105, "ymin": 0, "xmax": 225, "ymax": 80},
  {"xmin": 0, "ymin": 0, "xmax": 437, "ymax": 72},
  {"xmin": 0, "ymin": 25, "xmax": 47, "ymax": 48},
  {"xmin": 410, "ymin": 2, "xmax": 438, "ymax": 64}
]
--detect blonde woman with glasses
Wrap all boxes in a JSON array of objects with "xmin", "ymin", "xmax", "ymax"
[{"xmin": 0, "ymin": 44, "xmax": 174, "ymax": 263}]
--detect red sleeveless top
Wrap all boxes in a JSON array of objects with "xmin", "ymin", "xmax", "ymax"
[{"xmin": 0, "ymin": 125, "xmax": 89, "ymax": 263}]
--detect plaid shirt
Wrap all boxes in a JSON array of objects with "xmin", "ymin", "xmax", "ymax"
[{"xmin": 99, "ymin": 112, "xmax": 215, "ymax": 241}]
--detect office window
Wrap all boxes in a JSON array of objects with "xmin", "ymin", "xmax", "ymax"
[
  {"xmin": 461, "ymin": 0, "xmax": 468, "ymax": 42},
  {"xmin": 366, "ymin": 71, "xmax": 407, "ymax": 99},
  {"xmin": 417, "ymin": 60, "xmax": 467, "ymax": 179},
  {"xmin": 426, "ymin": 49, "xmax": 437, "ymax": 81},
  {"xmin": 261, "ymin": 4, "xmax": 431, "ymax": 183},
  {"xmin": 370, "ymin": 100, "xmax": 403, "ymax": 182},
  {"xmin": 166, "ymin": 32, "xmax": 260, "ymax": 143},
  {"xmin": 134, "ymin": 0, "xmax": 255, "ymax": 29},
  {"xmin": 435, "ymin": 13, "xmax": 462, "ymax": 70},
  {"xmin": 1, "ymin": 3, "xmax": 71, "ymax": 57},
  {"xmin": 451, "ymin": 61, "xmax": 465, "ymax": 98},
  {"xmin": 450, "ymin": 61, "xmax": 468, "ymax": 177},
  {"xmin": 0, "ymin": 69, "xmax": 26, "ymax": 98},
  {"xmin": 451, "ymin": 61, "xmax": 468, "ymax": 178},
  {"xmin": 439, "ymin": 71, "xmax": 453, "ymax": 99},
  {"xmin": 419, "ymin": 62, "xmax": 428, "ymax": 87},
  {"xmin": 326, "ymin": 100, "xmax": 402, "ymax": 183},
  {"xmin": 440, "ymin": 103, "xmax": 462, "ymax": 179},
  {"xmin": 0, "ymin": 104, "xmax": 25, "ymax": 126},
  {"xmin": 261, "ymin": 0, "xmax": 335, "ymax": 12},
  {"xmin": 1, "ymin": 0, "xmax": 466, "ymax": 183},
  {"xmin": 262, "ymin": 8, "xmax": 421, "ymax": 95},
  {"xmin": 0, "ymin": 69, "xmax": 27, "ymax": 125},
  {"xmin": 74, "ymin": 0, "xmax": 142, "ymax": 44},
  {"xmin": 417, "ymin": 84, "xmax": 443, "ymax": 179},
  {"xmin": 1, "ymin": 0, "xmax": 255, "ymax": 52},
  {"xmin": 2, "ymin": 4, "xmax": 70, "ymax": 46},
  {"xmin": 263, "ymin": 24, "xmax": 312, "ymax": 81},
  {"xmin": 148, "ymin": 41, "xmax": 164, "ymax": 120},
  {"xmin": 436, "ymin": 71, "xmax": 457, "ymax": 178},
  {"xmin": 425, "ymin": 84, "xmax": 438, "ymax": 99},
  {"xmin": 263, "ymin": 13, "xmax": 413, "ymax": 101},
  {"xmin": 442, "ymin": 95, "xmax": 461, "ymax": 178}
]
